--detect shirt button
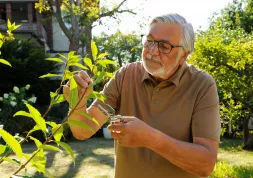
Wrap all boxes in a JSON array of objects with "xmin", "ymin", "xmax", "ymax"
[
  {"xmin": 154, "ymin": 100, "xmax": 158, "ymax": 104},
  {"xmin": 156, "ymin": 88, "xmax": 160, "ymax": 92}
]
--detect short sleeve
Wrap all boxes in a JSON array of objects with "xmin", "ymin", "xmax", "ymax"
[
  {"xmin": 92, "ymin": 65, "xmax": 127, "ymax": 111},
  {"xmin": 192, "ymin": 80, "xmax": 221, "ymax": 142}
]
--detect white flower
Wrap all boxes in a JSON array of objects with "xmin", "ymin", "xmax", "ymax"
[
  {"xmin": 13, "ymin": 86, "xmax": 20, "ymax": 93},
  {"xmin": 11, "ymin": 96, "xmax": 16, "ymax": 100},
  {"xmin": 0, "ymin": 97, "xmax": 3, "ymax": 101},
  {"xmin": 10, "ymin": 101, "xmax": 17, "ymax": 107},
  {"xmin": 25, "ymin": 84, "xmax": 30, "ymax": 90},
  {"xmin": 28, "ymin": 97, "xmax": 37, "ymax": 103},
  {"xmin": 3, "ymin": 93, "xmax": 8, "ymax": 99},
  {"xmin": 22, "ymin": 99, "xmax": 27, "ymax": 104},
  {"xmin": 0, "ymin": 108, "xmax": 1, "ymax": 111}
]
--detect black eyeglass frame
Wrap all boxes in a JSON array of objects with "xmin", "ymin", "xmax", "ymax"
[{"xmin": 141, "ymin": 34, "xmax": 183, "ymax": 54}]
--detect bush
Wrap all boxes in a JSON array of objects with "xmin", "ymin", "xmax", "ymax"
[
  {"xmin": 0, "ymin": 39, "xmax": 60, "ymax": 106},
  {"xmin": 0, "ymin": 85, "xmax": 37, "ymax": 135}
]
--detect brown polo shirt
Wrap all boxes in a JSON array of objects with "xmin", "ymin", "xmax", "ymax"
[{"xmin": 93, "ymin": 61, "xmax": 221, "ymax": 178}]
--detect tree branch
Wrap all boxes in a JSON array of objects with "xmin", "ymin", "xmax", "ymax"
[
  {"xmin": 97, "ymin": 0, "xmax": 136, "ymax": 20},
  {"xmin": 55, "ymin": 0, "xmax": 72, "ymax": 40}
]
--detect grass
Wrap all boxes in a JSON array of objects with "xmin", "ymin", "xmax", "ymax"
[
  {"xmin": 0, "ymin": 137, "xmax": 252, "ymax": 178},
  {"xmin": 211, "ymin": 138, "xmax": 253, "ymax": 178}
]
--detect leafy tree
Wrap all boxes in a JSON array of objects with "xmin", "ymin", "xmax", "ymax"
[
  {"xmin": 210, "ymin": 0, "xmax": 253, "ymax": 33},
  {"xmin": 36, "ymin": 0, "xmax": 137, "ymax": 59},
  {"xmin": 94, "ymin": 30, "xmax": 142, "ymax": 67},
  {"xmin": 188, "ymin": 27, "xmax": 253, "ymax": 150}
]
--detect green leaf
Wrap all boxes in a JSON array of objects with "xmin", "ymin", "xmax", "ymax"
[
  {"xmin": 7, "ymin": 19, "xmax": 11, "ymax": 30},
  {"xmin": 13, "ymin": 111, "xmax": 32, "ymax": 118},
  {"xmin": 52, "ymin": 125, "xmax": 63, "ymax": 142},
  {"xmin": 67, "ymin": 51, "xmax": 75, "ymax": 60},
  {"xmin": 86, "ymin": 91, "xmax": 107, "ymax": 102},
  {"xmin": 46, "ymin": 121, "xmax": 57, "ymax": 128},
  {"xmin": 0, "ymin": 40, "xmax": 3, "ymax": 48},
  {"xmin": 27, "ymin": 125, "xmax": 41, "ymax": 136},
  {"xmin": 91, "ymin": 40, "xmax": 98, "ymax": 60},
  {"xmin": 55, "ymin": 141, "xmax": 75, "ymax": 166},
  {"xmin": 0, "ymin": 129, "xmax": 22, "ymax": 160},
  {"xmin": 46, "ymin": 122, "xmax": 63, "ymax": 142},
  {"xmin": 89, "ymin": 71, "xmax": 105, "ymax": 87},
  {"xmin": 62, "ymin": 70, "xmax": 73, "ymax": 81},
  {"xmin": 70, "ymin": 63, "xmax": 88, "ymax": 70},
  {"xmin": 32, "ymin": 162, "xmax": 46, "ymax": 173},
  {"xmin": 40, "ymin": 145, "xmax": 61, "ymax": 152},
  {"xmin": 46, "ymin": 57, "xmax": 65, "ymax": 63},
  {"xmin": 50, "ymin": 92, "xmax": 66, "ymax": 104},
  {"xmin": 39, "ymin": 73, "xmax": 61, "ymax": 79},
  {"xmin": 69, "ymin": 76, "xmax": 79, "ymax": 109},
  {"xmin": 29, "ymin": 136, "xmax": 42, "ymax": 148},
  {"xmin": 96, "ymin": 59, "xmax": 117, "ymax": 68},
  {"xmin": 83, "ymin": 57, "xmax": 93, "ymax": 70},
  {"xmin": 0, "ymin": 144, "xmax": 6, "ymax": 155},
  {"xmin": 105, "ymin": 72, "xmax": 114, "ymax": 78},
  {"xmin": 3, "ymin": 157, "xmax": 20, "ymax": 166},
  {"xmin": 67, "ymin": 120, "xmax": 94, "ymax": 132},
  {"xmin": 80, "ymin": 112, "xmax": 99, "ymax": 126},
  {"xmin": 26, "ymin": 103, "xmax": 47, "ymax": 134},
  {"xmin": 97, "ymin": 53, "xmax": 108, "ymax": 59},
  {"xmin": 57, "ymin": 53, "xmax": 67, "ymax": 60},
  {"xmin": 44, "ymin": 169, "xmax": 54, "ymax": 178},
  {"xmin": 13, "ymin": 24, "xmax": 21, "ymax": 31},
  {"xmin": 23, "ymin": 153, "xmax": 31, "ymax": 160},
  {"xmin": 32, "ymin": 150, "xmax": 45, "ymax": 164},
  {"xmin": 0, "ymin": 59, "xmax": 12, "ymax": 67}
]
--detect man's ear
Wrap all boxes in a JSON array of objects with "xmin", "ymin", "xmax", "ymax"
[{"xmin": 179, "ymin": 51, "xmax": 189, "ymax": 65}]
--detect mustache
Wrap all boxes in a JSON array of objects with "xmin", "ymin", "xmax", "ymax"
[{"xmin": 146, "ymin": 54, "xmax": 161, "ymax": 63}]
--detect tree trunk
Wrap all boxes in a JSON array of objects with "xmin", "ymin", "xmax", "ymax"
[
  {"xmin": 243, "ymin": 117, "xmax": 249, "ymax": 144},
  {"xmin": 85, "ymin": 24, "xmax": 93, "ymax": 60},
  {"xmin": 243, "ymin": 134, "xmax": 253, "ymax": 150},
  {"xmin": 117, "ymin": 54, "xmax": 122, "ymax": 67}
]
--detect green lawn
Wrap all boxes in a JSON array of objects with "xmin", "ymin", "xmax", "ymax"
[{"xmin": 0, "ymin": 138, "xmax": 252, "ymax": 178}]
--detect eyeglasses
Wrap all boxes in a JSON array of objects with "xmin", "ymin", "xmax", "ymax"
[{"xmin": 141, "ymin": 35, "xmax": 183, "ymax": 54}]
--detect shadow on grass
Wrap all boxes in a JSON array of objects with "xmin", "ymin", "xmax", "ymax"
[
  {"xmin": 219, "ymin": 138, "xmax": 244, "ymax": 151},
  {"xmin": 31, "ymin": 137, "xmax": 114, "ymax": 178}
]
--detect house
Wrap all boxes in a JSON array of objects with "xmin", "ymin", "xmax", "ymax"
[{"xmin": 0, "ymin": 0, "xmax": 70, "ymax": 53}]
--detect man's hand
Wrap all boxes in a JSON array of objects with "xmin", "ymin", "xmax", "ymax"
[
  {"xmin": 107, "ymin": 117, "xmax": 153, "ymax": 147},
  {"xmin": 63, "ymin": 70, "xmax": 92, "ymax": 108}
]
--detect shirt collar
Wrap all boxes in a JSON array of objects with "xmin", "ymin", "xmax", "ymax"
[{"xmin": 141, "ymin": 62, "xmax": 188, "ymax": 87}]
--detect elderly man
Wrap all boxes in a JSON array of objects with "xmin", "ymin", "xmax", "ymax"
[{"xmin": 63, "ymin": 13, "xmax": 221, "ymax": 178}]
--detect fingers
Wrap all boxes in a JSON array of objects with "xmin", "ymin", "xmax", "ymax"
[
  {"xmin": 110, "ymin": 130, "xmax": 124, "ymax": 140},
  {"xmin": 122, "ymin": 116, "xmax": 136, "ymax": 123},
  {"xmin": 107, "ymin": 123, "xmax": 125, "ymax": 132},
  {"xmin": 79, "ymin": 70, "xmax": 91, "ymax": 84}
]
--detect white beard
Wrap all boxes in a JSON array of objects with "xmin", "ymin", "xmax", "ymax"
[{"xmin": 143, "ymin": 52, "xmax": 182, "ymax": 79}]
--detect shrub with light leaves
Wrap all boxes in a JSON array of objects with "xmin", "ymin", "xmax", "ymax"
[{"xmin": 0, "ymin": 85, "xmax": 37, "ymax": 135}]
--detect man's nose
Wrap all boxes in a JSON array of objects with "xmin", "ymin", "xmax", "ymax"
[{"xmin": 149, "ymin": 42, "xmax": 159, "ymax": 55}]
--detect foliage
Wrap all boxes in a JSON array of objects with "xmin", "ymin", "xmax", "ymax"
[
  {"xmin": 188, "ymin": 22, "xmax": 253, "ymax": 148},
  {"xmin": 211, "ymin": 161, "xmax": 253, "ymax": 178},
  {"xmin": 0, "ymin": 39, "xmax": 60, "ymax": 105},
  {"xmin": 0, "ymin": 85, "xmax": 37, "ymax": 135},
  {"xmin": 94, "ymin": 30, "xmax": 142, "ymax": 67},
  {"xmin": 0, "ymin": 20, "xmax": 20, "ymax": 67},
  {"xmin": 35, "ymin": 0, "xmax": 137, "ymax": 59},
  {"xmin": 209, "ymin": 0, "xmax": 253, "ymax": 33},
  {"xmin": 0, "ymin": 40, "xmax": 118, "ymax": 177}
]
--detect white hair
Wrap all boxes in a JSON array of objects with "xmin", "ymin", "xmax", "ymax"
[{"xmin": 150, "ymin": 13, "xmax": 195, "ymax": 54}]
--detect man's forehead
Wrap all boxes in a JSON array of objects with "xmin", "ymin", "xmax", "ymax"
[{"xmin": 148, "ymin": 23, "xmax": 183, "ymax": 41}]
